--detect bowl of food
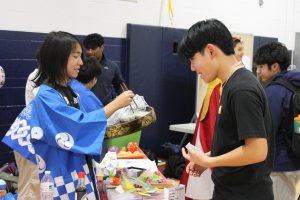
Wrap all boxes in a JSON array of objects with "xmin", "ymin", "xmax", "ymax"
[{"xmin": 105, "ymin": 107, "xmax": 156, "ymax": 139}]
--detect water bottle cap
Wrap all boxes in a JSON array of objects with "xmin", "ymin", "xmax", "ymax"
[
  {"xmin": 45, "ymin": 171, "xmax": 51, "ymax": 174},
  {"xmin": 295, "ymin": 115, "xmax": 300, "ymax": 121},
  {"xmin": 0, "ymin": 179, "xmax": 6, "ymax": 190},
  {"xmin": 78, "ymin": 172, "xmax": 85, "ymax": 178}
]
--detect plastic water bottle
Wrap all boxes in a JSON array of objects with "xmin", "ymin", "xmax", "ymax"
[
  {"xmin": 40, "ymin": 171, "xmax": 54, "ymax": 200},
  {"xmin": 0, "ymin": 179, "xmax": 7, "ymax": 199},
  {"xmin": 294, "ymin": 115, "xmax": 300, "ymax": 134},
  {"xmin": 288, "ymin": 64, "xmax": 297, "ymax": 71}
]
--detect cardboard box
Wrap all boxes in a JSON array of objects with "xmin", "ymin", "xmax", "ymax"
[{"xmin": 164, "ymin": 184, "xmax": 185, "ymax": 200}]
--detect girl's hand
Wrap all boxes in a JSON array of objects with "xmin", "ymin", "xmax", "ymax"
[{"xmin": 114, "ymin": 90, "xmax": 134, "ymax": 108}]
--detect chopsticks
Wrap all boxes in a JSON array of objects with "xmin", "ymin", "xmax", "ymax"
[
  {"xmin": 120, "ymin": 82, "xmax": 139, "ymax": 109},
  {"xmin": 120, "ymin": 82, "xmax": 139, "ymax": 114}
]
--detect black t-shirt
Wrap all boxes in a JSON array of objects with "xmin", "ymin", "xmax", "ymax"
[{"xmin": 211, "ymin": 68, "xmax": 275, "ymax": 200}]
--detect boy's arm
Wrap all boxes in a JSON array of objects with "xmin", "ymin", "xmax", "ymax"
[
  {"xmin": 208, "ymin": 137, "xmax": 267, "ymax": 167},
  {"xmin": 183, "ymin": 137, "xmax": 268, "ymax": 168}
]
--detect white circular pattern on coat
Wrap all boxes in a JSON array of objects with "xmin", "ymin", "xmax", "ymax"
[
  {"xmin": 55, "ymin": 132, "xmax": 74, "ymax": 150},
  {"xmin": 31, "ymin": 127, "xmax": 43, "ymax": 140},
  {"xmin": 36, "ymin": 154, "xmax": 46, "ymax": 173}
]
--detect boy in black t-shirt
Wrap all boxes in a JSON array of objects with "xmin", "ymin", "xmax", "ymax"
[{"xmin": 178, "ymin": 19, "xmax": 274, "ymax": 200}]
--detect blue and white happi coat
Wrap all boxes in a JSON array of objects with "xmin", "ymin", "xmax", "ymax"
[
  {"xmin": 2, "ymin": 84, "xmax": 107, "ymax": 200},
  {"xmin": 69, "ymin": 79, "xmax": 103, "ymax": 113}
]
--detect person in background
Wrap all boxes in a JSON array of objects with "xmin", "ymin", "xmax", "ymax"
[
  {"xmin": 70, "ymin": 57, "xmax": 130, "ymax": 162},
  {"xmin": 70, "ymin": 57, "xmax": 103, "ymax": 112},
  {"xmin": 25, "ymin": 69, "xmax": 39, "ymax": 105},
  {"xmin": 72, "ymin": 57, "xmax": 130, "ymax": 117},
  {"xmin": 254, "ymin": 41, "xmax": 300, "ymax": 200},
  {"xmin": 13, "ymin": 68, "xmax": 39, "ymax": 200},
  {"xmin": 232, "ymin": 36, "xmax": 251, "ymax": 71},
  {"xmin": 232, "ymin": 37, "xmax": 244, "ymax": 62},
  {"xmin": 181, "ymin": 79, "xmax": 221, "ymax": 200},
  {"xmin": 2, "ymin": 31, "xmax": 134, "ymax": 199},
  {"xmin": 83, "ymin": 33, "xmax": 125, "ymax": 106},
  {"xmin": 178, "ymin": 19, "xmax": 274, "ymax": 200}
]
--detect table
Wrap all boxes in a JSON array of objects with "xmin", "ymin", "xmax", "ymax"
[
  {"xmin": 101, "ymin": 150, "xmax": 176, "ymax": 200},
  {"xmin": 169, "ymin": 123, "xmax": 196, "ymax": 147}
]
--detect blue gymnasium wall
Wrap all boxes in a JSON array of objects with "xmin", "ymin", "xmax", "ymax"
[
  {"xmin": 0, "ymin": 28, "xmax": 277, "ymax": 165},
  {"xmin": 253, "ymin": 36, "xmax": 278, "ymax": 55},
  {"xmin": 0, "ymin": 30, "xmax": 127, "ymax": 165},
  {"xmin": 126, "ymin": 24, "xmax": 196, "ymax": 154}
]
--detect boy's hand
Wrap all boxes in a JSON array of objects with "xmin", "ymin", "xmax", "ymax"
[
  {"xmin": 186, "ymin": 162, "xmax": 207, "ymax": 177},
  {"xmin": 182, "ymin": 146, "xmax": 211, "ymax": 168}
]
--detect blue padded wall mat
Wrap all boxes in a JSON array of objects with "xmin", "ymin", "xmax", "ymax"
[
  {"xmin": 126, "ymin": 24, "xmax": 196, "ymax": 154},
  {"xmin": 0, "ymin": 30, "xmax": 44, "ymax": 163},
  {"xmin": 253, "ymin": 36, "xmax": 278, "ymax": 55},
  {"xmin": 0, "ymin": 30, "xmax": 127, "ymax": 165}
]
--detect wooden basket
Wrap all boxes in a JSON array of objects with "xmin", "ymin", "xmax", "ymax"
[{"xmin": 105, "ymin": 107, "xmax": 156, "ymax": 139}]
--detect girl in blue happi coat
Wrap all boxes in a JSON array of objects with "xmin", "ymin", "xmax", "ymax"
[{"xmin": 3, "ymin": 31, "xmax": 134, "ymax": 200}]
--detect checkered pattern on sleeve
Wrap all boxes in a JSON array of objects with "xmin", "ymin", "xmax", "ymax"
[{"xmin": 52, "ymin": 164, "xmax": 96, "ymax": 200}]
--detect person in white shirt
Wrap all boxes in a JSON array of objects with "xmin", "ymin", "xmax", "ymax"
[
  {"xmin": 25, "ymin": 68, "xmax": 39, "ymax": 104},
  {"xmin": 14, "ymin": 68, "xmax": 40, "ymax": 199}
]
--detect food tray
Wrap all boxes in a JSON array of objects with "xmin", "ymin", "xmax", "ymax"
[
  {"xmin": 105, "ymin": 107, "xmax": 156, "ymax": 139},
  {"xmin": 117, "ymin": 151, "xmax": 146, "ymax": 159}
]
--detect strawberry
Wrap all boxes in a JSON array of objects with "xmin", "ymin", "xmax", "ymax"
[{"xmin": 127, "ymin": 142, "xmax": 138, "ymax": 153}]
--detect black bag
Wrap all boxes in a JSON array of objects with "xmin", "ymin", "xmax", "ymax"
[
  {"xmin": 141, "ymin": 148, "xmax": 158, "ymax": 164},
  {"xmin": 271, "ymin": 78, "xmax": 300, "ymax": 163},
  {"xmin": 159, "ymin": 142, "xmax": 181, "ymax": 159},
  {"xmin": 163, "ymin": 155, "xmax": 185, "ymax": 179}
]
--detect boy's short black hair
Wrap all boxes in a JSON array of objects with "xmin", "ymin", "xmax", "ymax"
[
  {"xmin": 254, "ymin": 42, "xmax": 291, "ymax": 71},
  {"xmin": 77, "ymin": 57, "xmax": 101, "ymax": 84},
  {"xmin": 83, "ymin": 33, "xmax": 104, "ymax": 50},
  {"xmin": 178, "ymin": 18, "xmax": 235, "ymax": 64}
]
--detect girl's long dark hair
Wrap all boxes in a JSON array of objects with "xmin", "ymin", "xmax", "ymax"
[{"xmin": 33, "ymin": 31, "xmax": 82, "ymax": 88}]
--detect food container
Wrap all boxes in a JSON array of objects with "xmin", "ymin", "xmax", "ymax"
[{"xmin": 105, "ymin": 107, "xmax": 156, "ymax": 139}]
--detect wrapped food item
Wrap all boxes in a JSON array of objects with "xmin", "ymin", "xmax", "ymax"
[
  {"xmin": 107, "ymin": 94, "xmax": 150, "ymax": 126},
  {"xmin": 94, "ymin": 152, "xmax": 118, "ymax": 177}
]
